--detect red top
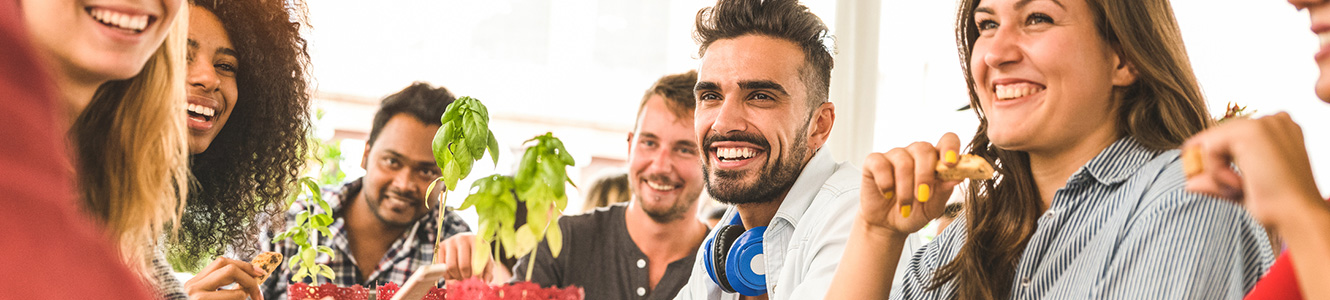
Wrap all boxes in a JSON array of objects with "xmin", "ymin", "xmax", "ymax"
[
  {"xmin": 1244, "ymin": 197, "xmax": 1330, "ymax": 300},
  {"xmin": 0, "ymin": 0, "xmax": 152, "ymax": 298}
]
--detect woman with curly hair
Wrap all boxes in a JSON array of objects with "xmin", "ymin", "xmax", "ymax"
[{"xmin": 170, "ymin": 0, "xmax": 312, "ymax": 298}]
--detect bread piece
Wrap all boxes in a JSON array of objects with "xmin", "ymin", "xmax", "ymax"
[
  {"xmin": 935, "ymin": 154, "xmax": 994, "ymax": 181},
  {"xmin": 250, "ymin": 251, "xmax": 283, "ymax": 283},
  {"xmin": 1182, "ymin": 146, "xmax": 1203, "ymax": 177}
]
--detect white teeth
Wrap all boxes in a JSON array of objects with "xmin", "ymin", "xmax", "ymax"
[
  {"xmin": 88, "ymin": 8, "xmax": 149, "ymax": 32},
  {"xmin": 187, "ymin": 104, "xmax": 216, "ymax": 118},
  {"xmin": 646, "ymin": 181, "xmax": 676, "ymax": 191},
  {"xmin": 994, "ymin": 83, "xmax": 1045, "ymax": 100},
  {"xmin": 716, "ymin": 147, "xmax": 757, "ymax": 160},
  {"xmin": 1319, "ymin": 32, "xmax": 1330, "ymax": 48}
]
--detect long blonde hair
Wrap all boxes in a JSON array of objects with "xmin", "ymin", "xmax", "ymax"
[{"xmin": 72, "ymin": 8, "xmax": 190, "ymax": 279}]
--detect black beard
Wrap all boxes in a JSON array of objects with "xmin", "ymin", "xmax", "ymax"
[{"xmin": 702, "ymin": 129, "xmax": 809, "ymax": 205}]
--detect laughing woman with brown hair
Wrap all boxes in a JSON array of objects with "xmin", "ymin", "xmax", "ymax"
[{"xmin": 829, "ymin": 0, "xmax": 1273, "ymax": 298}]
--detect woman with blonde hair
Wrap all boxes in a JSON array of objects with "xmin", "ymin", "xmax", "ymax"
[
  {"xmin": 829, "ymin": 0, "xmax": 1273, "ymax": 298},
  {"xmin": 19, "ymin": 0, "xmax": 193, "ymax": 297}
]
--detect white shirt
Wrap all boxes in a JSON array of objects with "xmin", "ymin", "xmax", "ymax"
[{"xmin": 675, "ymin": 149, "xmax": 923, "ymax": 300}]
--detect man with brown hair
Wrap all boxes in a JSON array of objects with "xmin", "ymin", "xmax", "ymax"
[
  {"xmin": 438, "ymin": 70, "xmax": 710, "ymax": 300},
  {"xmin": 673, "ymin": 0, "xmax": 915, "ymax": 299}
]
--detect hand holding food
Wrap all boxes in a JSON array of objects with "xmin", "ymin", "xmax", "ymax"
[
  {"xmin": 1182, "ymin": 112, "xmax": 1325, "ymax": 227},
  {"xmin": 184, "ymin": 256, "xmax": 269, "ymax": 300},
  {"xmin": 859, "ymin": 132, "xmax": 983, "ymax": 236},
  {"xmin": 250, "ymin": 251, "xmax": 283, "ymax": 284}
]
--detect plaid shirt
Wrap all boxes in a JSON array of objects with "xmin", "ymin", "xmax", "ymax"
[{"xmin": 260, "ymin": 178, "xmax": 470, "ymax": 299}]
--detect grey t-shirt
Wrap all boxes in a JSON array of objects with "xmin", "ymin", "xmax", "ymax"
[{"xmin": 512, "ymin": 203, "xmax": 698, "ymax": 300}]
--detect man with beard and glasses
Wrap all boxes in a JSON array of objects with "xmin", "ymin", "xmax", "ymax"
[
  {"xmin": 262, "ymin": 83, "xmax": 471, "ymax": 299},
  {"xmin": 436, "ymin": 70, "xmax": 710, "ymax": 300},
  {"xmin": 675, "ymin": 0, "xmax": 920, "ymax": 299}
]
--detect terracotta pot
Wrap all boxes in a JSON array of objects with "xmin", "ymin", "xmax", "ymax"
[
  {"xmin": 288, "ymin": 282, "xmax": 371, "ymax": 300},
  {"xmin": 374, "ymin": 278, "xmax": 583, "ymax": 300}
]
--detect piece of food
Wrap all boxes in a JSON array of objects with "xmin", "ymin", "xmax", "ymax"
[
  {"xmin": 250, "ymin": 251, "xmax": 283, "ymax": 283},
  {"xmin": 1182, "ymin": 146, "xmax": 1203, "ymax": 177},
  {"xmin": 935, "ymin": 154, "xmax": 995, "ymax": 181}
]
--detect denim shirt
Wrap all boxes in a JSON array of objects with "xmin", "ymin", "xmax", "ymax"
[{"xmin": 892, "ymin": 137, "xmax": 1274, "ymax": 299}]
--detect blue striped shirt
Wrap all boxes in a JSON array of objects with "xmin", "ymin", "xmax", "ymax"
[{"xmin": 892, "ymin": 137, "xmax": 1274, "ymax": 299}]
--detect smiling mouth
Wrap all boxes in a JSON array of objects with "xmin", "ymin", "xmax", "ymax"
[
  {"xmin": 187, "ymin": 103, "xmax": 217, "ymax": 123},
  {"xmin": 644, "ymin": 180, "xmax": 679, "ymax": 192},
  {"xmin": 712, "ymin": 147, "xmax": 761, "ymax": 163},
  {"xmin": 86, "ymin": 7, "xmax": 153, "ymax": 33},
  {"xmin": 994, "ymin": 83, "xmax": 1045, "ymax": 100}
]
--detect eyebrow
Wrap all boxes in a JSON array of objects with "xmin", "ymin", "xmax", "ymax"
[
  {"xmin": 695, "ymin": 81, "xmax": 720, "ymax": 92},
  {"xmin": 739, "ymin": 80, "xmax": 790, "ymax": 96},
  {"xmin": 385, "ymin": 150, "xmax": 439, "ymax": 169},
  {"xmin": 639, "ymin": 133, "xmax": 699, "ymax": 149},
  {"xmin": 216, "ymin": 47, "xmax": 238, "ymax": 58},
  {"xmin": 975, "ymin": 0, "xmax": 1064, "ymax": 15},
  {"xmin": 187, "ymin": 39, "xmax": 199, "ymax": 49}
]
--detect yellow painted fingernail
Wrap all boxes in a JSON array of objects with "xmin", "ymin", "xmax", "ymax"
[
  {"xmin": 918, "ymin": 184, "xmax": 931, "ymax": 203},
  {"xmin": 901, "ymin": 205, "xmax": 912, "ymax": 218},
  {"xmin": 883, "ymin": 191, "xmax": 894, "ymax": 200},
  {"xmin": 945, "ymin": 150, "xmax": 958, "ymax": 164}
]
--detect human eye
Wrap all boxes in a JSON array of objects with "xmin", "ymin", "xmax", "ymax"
[
  {"xmin": 1026, "ymin": 12, "xmax": 1053, "ymax": 26},
  {"xmin": 215, "ymin": 62, "xmax": 238, "ymax": 77},
  {"xmin": 976, "ymin": 17, "xmax": 998, "ymax": 31},
  {"xmin": 382, "ymin": 157, "xmax": 402, "ymax": 169}
]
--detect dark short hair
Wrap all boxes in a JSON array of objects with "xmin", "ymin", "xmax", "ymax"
[
  {"xmin": 635, "ymin": 70, "xmax": 698, "ymax": 129},
  {"xmin": 694, "ymin": 0, "xmax": 834, "ymax": 108},
  {"xmin": 367, "ymin": 82, "xmax": 457, "ymax": 147}
]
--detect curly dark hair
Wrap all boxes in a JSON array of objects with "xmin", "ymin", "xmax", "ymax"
[{"xmin": 167, "ymin": 0, "xmax": 313, "ymax": 271}]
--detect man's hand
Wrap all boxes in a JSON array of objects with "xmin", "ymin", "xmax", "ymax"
[
  {"xmin": 1183, "ymin": 112, "xmax": 1326, "ymax": 228},
  {"xmin": 437, "ymin": 233, "xmax": 511, "ymax": 284},
  {"xmin": 184, "ymin": 257, "xmax": 266, "ymax": 300},
  {"xmin": 391, "ymin": 265, "xmax": 448, "ymax": 300},
  {"xmin": 858, "ymin": 132, "xmax": 964, "ymax": 237}
]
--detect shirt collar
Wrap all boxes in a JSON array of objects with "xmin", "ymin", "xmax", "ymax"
[
  {"xmin": 1077, "ymin": 136, "xmax": 1163, "ymax": 186},
  {"xmin": 771, "ymin": 148, "xmax": 837, "ymax": 228}
]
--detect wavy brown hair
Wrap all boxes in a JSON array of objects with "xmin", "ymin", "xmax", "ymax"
[
  {"xmin": 166, "ymin": 0, "xmax": 312, "ymax": 271},
  {"xmin": 932, "ymin": 0, "xmax": 1212, "ymax": 298}
]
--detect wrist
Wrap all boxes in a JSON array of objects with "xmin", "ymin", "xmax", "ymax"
[
  {"xmin": 1276, "ymin": 198, "xmax": 1330, "ymax": 236},
  {"xmin": 855, "ymin": 217, "xmax": 911, "ymax": 243}
]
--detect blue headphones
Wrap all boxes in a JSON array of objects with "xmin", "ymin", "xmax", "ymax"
[{"xmin": 703, "ymin": 214, "xmax": 767, "ymax": 296}]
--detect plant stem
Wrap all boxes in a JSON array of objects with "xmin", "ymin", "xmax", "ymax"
[
  {"xmin": 525, "ymin": 249, "xmax": 536, "ymax": 280},
  {"xmin": 432, "ymin": 192, "xmax": 449, "ymax": 265},
  {"xmin": 309, "ymin": 206, "xmax": 319, "ymax": 286}
]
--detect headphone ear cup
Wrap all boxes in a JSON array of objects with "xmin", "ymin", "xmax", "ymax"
[
  {"xmin": 709, "ymin": 224, "xmax": 746, "ymax": 293},
  {"xmin": 725, "ymin": 226, "xmax": 768, "ymax": 296}
]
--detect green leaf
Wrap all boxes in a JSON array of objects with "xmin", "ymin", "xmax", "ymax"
[
  {"xmin": 500, "ymin": 226, "xmax": 517, "ymax": 258},
  {"xmin": 316, "ymin": 227, "xmax": 331, "ymax": 238},
  {"xmin": 295, "ymin": 211, "xmax": 309, "ymax": 227},
  {"xmin": 293, "ymin": 267, "xmax": 309, "ymax": 282},
  {"xmin": 547, "ymin": 221, "xmax": 563, "ymax": 258},
  {"xmin": 318, "ymin": 265, "xmax": 336, "ymax": 280},
  {"xmin": 514, "ymin": 224, "xmax": 537, "ymax": 256},
  {"xmin": 316, "ymin": 246, "xmax": 335, "ymax": 257},
  {"xmin": 471, "ymin": 238, "xmax": 490, "ymax": 277},
  {"xmin": 487, "ymin": 133, "xmax": 500, "ymax": 165},
  {"xmin": 313, "ymin": 214, "xmax": 333, "ymax": 227},
  {"xmin": 301, "ymin": 247, "xmax": 316, "ymax": 265},
  {"xmin": 287, "ymin": 254, "xmax": 301, "ymax": 270}
]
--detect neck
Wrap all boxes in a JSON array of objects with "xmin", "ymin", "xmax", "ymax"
[
  {"xmin": 40, "ymin": 55, "xmax": 102, "ymax": 123},
  {"xmin": 624, "ymin": 200, "xmax": 708, "ymax": 259},
  {"xmin": 735, "ymin": 195, "xmax": 785, "ymax": 230},
  {"xmin": 1026, "ymin": 132, "xmax": 1119, "ymax": 210}
]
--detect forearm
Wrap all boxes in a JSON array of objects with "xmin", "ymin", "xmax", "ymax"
[
  {"xmin": 825, "ymin": 219, "xmax": 909, "ymax": 300},
  {"xmin": 1278, "ymin": 198, "xmax": 1330, "ymax": 300}
]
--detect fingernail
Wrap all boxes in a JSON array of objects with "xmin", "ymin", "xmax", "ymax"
[
  {"xmin": 254, "ymin": 266, "xmax": 265, "ymax": 274},
  {"xmin": 918, "ymin": 184, "xmax": 931, "ymax": 203},
  {"xmin": 901, "ymin": 205, "xmax": 912, "ymax": 218},
  {"xmin": 945, "ymin": 150, "xmax": 958, "ymax": 164},
  {"xmin": 883, "ymin": 191, "xmax": 894, "ymax": 200}
]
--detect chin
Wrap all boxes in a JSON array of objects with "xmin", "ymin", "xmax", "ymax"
[{"xmin": 1316, "ymin": 76, "xmax": 1330, "ymax": 103}]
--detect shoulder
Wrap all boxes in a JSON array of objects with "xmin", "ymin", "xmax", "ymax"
[{"xmin": 821, "ymin": 161, "xmax": 862, "ymax": 197}]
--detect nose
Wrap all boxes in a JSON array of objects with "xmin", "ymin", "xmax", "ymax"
[
  {"xmin": 390, "ymin": 168, "xmax": 418, "ymax": 195},
  {"xmin": 982, "ymin": 27, "xmax": 1023, "ymax": 69},
  {"xmin": 709, "ymin": 96, "xmax": 748, "ymax": 135},
  {"xmin": 186, "ymin": 58, "xmax": 220, "ymax": 92},
  {"xmin": 645, "ymin": 145, "xmax": 675, "ymax": 176}
]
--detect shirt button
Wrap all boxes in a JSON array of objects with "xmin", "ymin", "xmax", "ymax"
[
  {"xmin": 637, "ymin": 259, "xmax": 646, "ymax": 269},
  {"xmin": 637, "ymin": 287, "xmax": 646, "ymax": 296},
  {"xmin": 1021, "ymin": 277, "xmax": 1031, "ymax": 288}
]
